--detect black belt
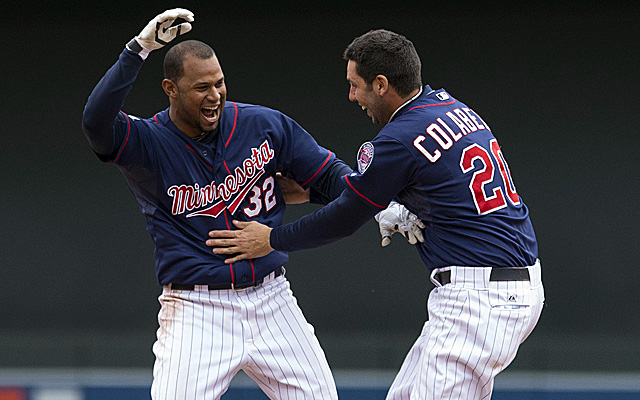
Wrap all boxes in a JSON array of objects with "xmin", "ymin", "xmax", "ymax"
[
  {"xmin": 434, "ymin": 267, "xmax": 530, "ymax": 285},
  {"xmin": 171, "ymin": 267, "xmax": 284, "ymax": 291}
]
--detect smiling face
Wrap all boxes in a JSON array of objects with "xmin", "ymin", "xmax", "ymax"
[
  {"xmin": 164, "ymin": 53, "xmax": 227, "ymax": 138},
  {"xmin": 346, "ymin": 60, "xmax": 389, "ymax": 125}
]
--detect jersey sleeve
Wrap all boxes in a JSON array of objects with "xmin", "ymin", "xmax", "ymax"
[
  {"xmin": 274, "ymin": 113, "xmax": 336, "ymax": 190},
  {"xmin": 81, "ymin": 48, "xmax": 146, "ymax": 162},
  {"xmin": 341, "ymin": 135, "xmax": 415, "ymax": 209},
  {"xmin": 270, "ymin": 188, "xmax": 380, "ymax": 252},
  {"xmin": 309, "ymin": 158, "xmax": 352, "ymax": 204}
]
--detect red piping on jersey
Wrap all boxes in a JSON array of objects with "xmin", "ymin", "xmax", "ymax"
[
  {"xmin": 301, "ymin": 151, "xmax": 332, "ymax": 187},
  {"xmin": 249, "ymin": 259, "xmax": 256, "ymax": 283},
  {"xmin": 224, "ymin": 102, "xmax": 238, "ymax": 147},
  {"xmin": 185, "ymin": 143, "xmax": 214, "ymax": 171},
  {"xmin": 224, "ymin": 210, "xmax": 235, "ymax": 286},
  {"xmin": 153, "ymin": 113, "xmax": 161, "ymax": 124},
  {"xmin": 408, "ymin": 99, "xmax": 456, "ymax": 112},
  {"xmin": 344, "ymin": 175, "xmax": 385, "ymax": 208},
  {"xmin": 223, "ymin": 160, "xmax": 232, "ymax": 175},
  {"xmin": 112, "ymin": 111, "xmax": 131, "ymax": 163}
]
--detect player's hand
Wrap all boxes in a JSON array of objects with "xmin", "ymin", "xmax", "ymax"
[
  {"xmin": 206, "ymin": 220, "xmax": 274, "ymax": 264},
  {"xmin": 134, "ymin": 8, "xmax": 194, "ymax": 55},
  {"xmin": 375, "ymin": 202, "xmax": 426, "ymax": 247},
  {"xmin": 277, "ymin": 172, "xmax": 310, "ymax": 204}
]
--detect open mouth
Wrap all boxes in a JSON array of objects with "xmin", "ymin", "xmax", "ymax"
[{"xmin": 201, "ymin": 105, "xmax": 220, "ymax": 123}]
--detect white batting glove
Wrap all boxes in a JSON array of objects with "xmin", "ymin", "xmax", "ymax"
[
  {"xmin": 375, "ymin": 201, "xmax": 426, "ymax": 247},
  {"xmin": 130, "ymin": 8, "xmax": 194, "ymax": 59}
]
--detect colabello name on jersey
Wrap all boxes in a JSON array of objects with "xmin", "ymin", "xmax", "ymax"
[{"xmin": 414, "ymin": 107, "xmax": 491, "ymax": 163}]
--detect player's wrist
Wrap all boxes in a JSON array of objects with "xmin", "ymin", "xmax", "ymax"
[{"xmin": 126, "ymin": 38, "xmax": 151, "ymax": 60}]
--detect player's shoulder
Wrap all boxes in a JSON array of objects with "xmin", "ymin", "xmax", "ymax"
[
  {"xmin": 119, "ymin": 110, "xmax": 165, "ymax": 127},
  {"xmin": 410, "ymin": 87, "xmax": 462, "ymax": 113},
  {"xmin": 227, "ymin": 101, "xmax": 281, "ymax": 115},
  {"xmin": 226, "ymin": 101, "xmax": 294, "ymax": 124}
]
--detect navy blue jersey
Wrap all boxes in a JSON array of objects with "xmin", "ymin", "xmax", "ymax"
[
  {"xmin": 272, "ymin": 86, "xmax": 537, "ymax": 270},
  {"xmin": 343, "ymin": 86, "xmax": 537, "ymax": 268},
  {"xmin": 83, "ymin": 49, "xmax": 336, "ymax": 285}
]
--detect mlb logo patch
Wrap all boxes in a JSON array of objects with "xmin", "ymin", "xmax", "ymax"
[
  {"xmin": 357, "ymin": 142, "xmax": 375, "ymax": 174},
  {"xmin": 436, "ymin": 92, "xmax": 450, "ymax": 101}
]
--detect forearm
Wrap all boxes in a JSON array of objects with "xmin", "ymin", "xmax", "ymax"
[
  {"xmin": 81, "ymin": 48, "xmax": 144, "ymax": 156},
  {"xmin": 270, "ymin": 190, "xmax": 381, "ymax": 252},
  {"xmin": 309, "ymin": 158, "xmax": 352, "ymax": 205}
]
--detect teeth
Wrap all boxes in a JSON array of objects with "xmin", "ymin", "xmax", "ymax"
[{"xmin": 361, "ymin": 106, "xmax": 366, "ymax": 110}]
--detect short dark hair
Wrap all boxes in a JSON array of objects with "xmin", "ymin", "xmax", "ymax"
[
  {"xmin": 163, "ymin": 40, "xmax": 215, "ymax": 81},
  {"xmin": 343, "ymin": 29, "xmax": 422, "ymax": 97}
]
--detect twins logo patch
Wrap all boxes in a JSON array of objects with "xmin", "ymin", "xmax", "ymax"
[{"xmin": 357, "ymin": 142, "xmax": 375, "ymax": 174}]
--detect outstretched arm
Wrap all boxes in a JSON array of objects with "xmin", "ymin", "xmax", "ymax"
[
  {"xmin": 279, "ymin": 158, "xmax": 352, "ymax": 205},
  {"xmin": 206, "ymin": 189, "xmax": 379, "ymax": 263}
]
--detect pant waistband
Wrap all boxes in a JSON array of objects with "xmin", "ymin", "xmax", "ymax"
[
  {"xmin": 170, "ymin": 266, "xmax": 284, "ymax": 291},
  {"xmin": 430, "ymin": 260, "xmax": 541, "ymax": 288}
]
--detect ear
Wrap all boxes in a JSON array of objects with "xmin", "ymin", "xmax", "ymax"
[
  {"xmin": 374, "ymin": 75, "xmax": 389, "ymax": 96},
  {"xmin": 162, "ymin": 78, "xmax": 178, "ymax": 99}
]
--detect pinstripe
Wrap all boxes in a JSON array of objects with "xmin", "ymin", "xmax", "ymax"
[
  {"xmin": 183, "ymin": 290, "xmax": 195, "ymax": 398},
  {"xmin": 476, "ymin": 297, "xmax": 511, "ymax": 398},
  {"xmin": 385, "ymin": 324, "xmax": 424, "ymax": 399},
  {"xmin": 440, "ymin": 289, "xmax": 471, "ymax": 399},
  {"xmin": 270, "ymin": 281, "xmax": 313, "ymax": 398},
  {"xmin": 193, "ymin": 289, "xmax": 205, "ymax": 398},
  {"xmin": 278, "ymin": 278, "xmax": 336, "ymax": 398},
  {"xmin": 259, "ymin": 282, "xmax": 307, "ymax": 397},
  {"xmin": 151, "ymin": 276, "xmax": 338, "ymax": 400},
  {"xmin": 426, "ymin": 288, "xmax": 468, "ymax": 399},
  {"xmin": 386, "ymin": 263, "xmax": 543, "ymax": 400},
  {"xmin": 277, "ymin": 283, "xmax": 332, "ymax": 398},
  {"xmin": 195, "ymin": 290, "xmax": 208, "ymax": 399},
  {"xmin": 163, "ymin": 291, "xmax": 178, "ymax": 400},
  {"xmin": 226, "ymin": 290, "xmax": 240, "ymax": 395},
  {"xmin": 244, "ymin": 286, "xmax": 291, "ymax": 399},
  {"xmin": 204, "ymin": 291, "xmax": 217, "ymax": 398},
  {"xmin": 422, "ymin": 287, "xmax": 449, "ymax": 399},
  {"xmin": 271, "ymin": 285, "xmax": 317, "ymax": 398},
  {"xmin": 172, "ymin": 290, "xmax": 189, "ymax": 399},
  {"xmin": 446, "ymin": 287, "xmax": 472, "ymax": 400},
  {"xmin": 244, "ymin": 354, "xmax": 279, "ymax": 397},
  {"xmin": 452, "ymin": 291, "xmax": 480, "ymax": 400},
  {"xmin": 256, "ymin": 283, "xmax": 302, "ymax": 399},
  {"xmin": 467, "ymin": 288, "xmax": 493, "ymax": 398}
]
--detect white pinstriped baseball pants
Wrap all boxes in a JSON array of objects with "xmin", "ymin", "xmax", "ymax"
[
  {"xmin": 386, "ymin": 260, "xmax": 544, "ymax": 400},
  {"xmin": 150, "ymin": 272, "xmax": 338, "ymax": 400}
]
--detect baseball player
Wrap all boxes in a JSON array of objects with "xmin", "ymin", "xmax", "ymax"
[
  {"xmin": 207, "ymin": 29, "xmax": 545, "ymax": 399},
  {"xmin": 81, "ymin": 9, "xmax": 422, "ymax": 399}
]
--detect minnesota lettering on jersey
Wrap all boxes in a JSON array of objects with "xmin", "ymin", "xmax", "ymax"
[
  {"xmin": 167, "ymin": 140, "xmax": 275, "ymax": 218},
  {"xmin": 413, "ymin": 107, "xmax": 490, "ymax": 163}
]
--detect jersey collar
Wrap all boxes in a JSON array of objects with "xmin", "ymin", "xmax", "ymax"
[{"xmin": 388, "ymin": 85, "xmax": 432, "ymax": 123}]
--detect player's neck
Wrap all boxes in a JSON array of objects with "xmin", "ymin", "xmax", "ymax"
[{"xmin": 387, "ymin": 87, "xmax": 422, "ymax": 123}]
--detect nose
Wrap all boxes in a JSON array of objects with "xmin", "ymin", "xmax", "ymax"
[
  {"xmin": 348, "ymin": 86, "xmax": 357, "ymax": 102},
  {"xmin": 208, "ymin": 87, "xmax": 221, "ymax": 102}
]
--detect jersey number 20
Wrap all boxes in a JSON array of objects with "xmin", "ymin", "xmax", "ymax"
[{"xmin": 460, "ymin": 139, "xmax": 520, "ymax": 215}]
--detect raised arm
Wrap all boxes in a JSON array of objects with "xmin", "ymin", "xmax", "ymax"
[{"xmin": 81, "ymin": 8, "xmax": 194, "ymax": 157}]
